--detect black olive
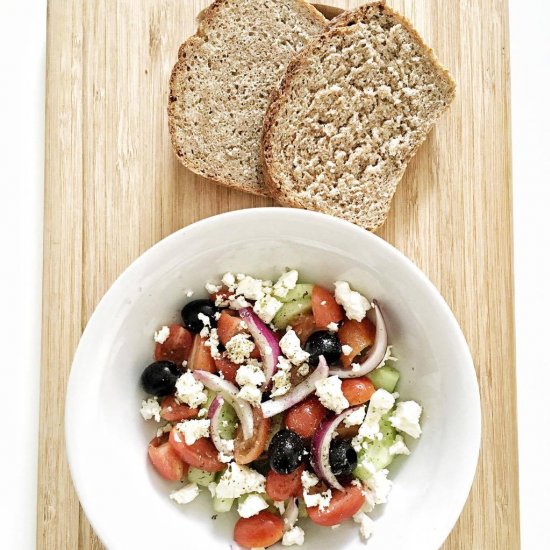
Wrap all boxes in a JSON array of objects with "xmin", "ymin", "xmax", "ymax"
[
  {"xmin": 140, "ymin": 361, "xmax": 180, "ymax": 396},
  {"xmin": 181, "ymin": 299, "xmax": 220, "ymax": 333},
  {"xmin": 268, "ymin": 429, "xmax": 306, "ymax": 474},
  {"xmin": 304, "ymin": 331, "xmax": 342, "ymax": 366},
  {"xmin": 329, "ymin": 438, "xmax": 357, "ymax": 477},
  {"xmin": 250, "ymin": 456, "xmax": 271, "ymax": 477}
]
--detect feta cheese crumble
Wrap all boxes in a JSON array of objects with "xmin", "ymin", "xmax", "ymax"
[
  {"xmin": 237, "ymin": 494, "xmax": 269, "ymax": 518},
  {"xmin": 175, "ymin": 418, "xmax": 210, "ymax": 445},
  {"xmin": 315, "ymin": 376, "xmax": 349, "ymax": 413},
  {"xmin": 216, "ymin": 463, "xmax": 266, "ymax": 499},
  {"xmin": 326, "ymin": 322, "xmax": 339, "ymax": 333},
  {"xmin": 389, "ymin": 401, "xmax": 422, "ymax": 439},
  {"xmin": 221, "ymin": 272, "xmax": 236, "ymax": 291},
  {"xmin": 197, "ymin": 312, "xmax": 211, "ymax": 327},
  {"xmin": 301, "ymin": 470, "xmax": 319, "ymax": 490},
  {"xmin": 237, "ymin": 384, "xmax": 262, "ymax": 406},
  {"xmin": 236, "ymin": 362, "xmax": 266, "ymax": 387},
  {"xmin": 204, "ymin": 327, "xmax": 221, "ymax": 359},
  {"xmin": 353, "ymin": 512, "xmax": 375, "ymax": 542},
  {"xmin": 170, "ymin": 483, "xmax": 200, "ymax": 505},
  {"xmin": 253, "ymin": 294, "xmax": 283, "ymax": 323},
  {"xmin": 140, "ymin": 397, "xmax": 161, "ymax": 422},
  {"xmin": 341, "ymin": 344, "xmax": 353, "ymax": 356},
  {"xmin": 303, "ymin": 488, "xmax": 332, "ymax": 510},
  {"xmin": 153, "ymin": 325, "xmax": 170, "ymax": 344},
  {"xmin": 389, "ymin": 434, "xmax": 410, "ymax": 456},
  {"xmin": 270, "ymin": 356, "xmax": 292, "ymax": 397},
  {"xmin": 282, "ymin": 526, "xmax": 305, "ymax": 546},
  {"xmin": 358, "ymin": 389, "xmax": 395, "ymax": 440},
  {"xmin": 334, "ymin": 281, "xmax": 371, "ymax": 321},
  {"xmin": 235, "ymin": 276, "xmax": 264, "ymax": 301},
  {"xmin": 280, "ymin": 329, "xmax": 309, "ymax": 365},
  {"xmin": 343, "ymin": 405, "xmax": 367, "ymax": 427},
  {"xmin": 364, "ymin": 468, "xmax": 393, "ymax": 504},
  {"xmin": 226, "ymin": 333, "xmax": 255, "ymax": 364},
  {"xmin": 205, "ymin": 282, "xmax": 222, "ymax": 294},
  {"xmin": 175, "ymin": 372, "xmax": 208, "ymax": 408},
  {"xmin": 273, "ymin": 270, "xmax": 299, "ymax": 298}
]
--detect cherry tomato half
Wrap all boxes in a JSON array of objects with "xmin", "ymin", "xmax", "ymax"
[
  {"xmin": 234, "ymin": 407, "xmax": 271, "ymax": 465},
  {"xmin": 154, "ymin": 324, "xmax": 193, "ymax": 364},
  {"xmin": 148, "ymin": 434, "xmax": 188, "ymax": 481},
  {"xmin": 338, "ymin": 319, "xmax": 375, "ymax": 368},
  {"xmin": 266, "ymin": 464, "xmax": 305, "ymax": 501},
  {"xmin": 307, "ymin": 484, "xmax": 365, "ymax": 526},
  {"xmin": 168, "ymin": 428, "xmax": 224, "ymax": 472},
  {"xmin": 217, "ymin": 310, "xmax": 244, "ymax": 345},
  {"xmin": 234, "ymin": 510, "xmax": 284, "ymax": 548},
  {"xmin": 214, "ymin": 356, "xmax": 239, "ymax": 383},
  {"xmin": 187, "ymin": 334, "xmax": 216, "ymax": 373},
  {"xmin": 341, "ymin": 377, "xmax": 376, "ymax": 406},
  {"xmin": 312, "ymin": 285, "xmax": 344, "ymax": 328},
  {"xmin": 290, "ymin": 312, "xmax": 318, "ymax": 345},
  {"xmin": 284, "ymin": 395, "xmax": 328, "ymax": 439},
  {"xmin": 160, "ymin": 395, "xmax": 199, "ymax": 422}
]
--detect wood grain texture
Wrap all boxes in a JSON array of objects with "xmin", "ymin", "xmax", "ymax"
[{"xmin": 38, "ymin": 0, "xmax": 518, "ymax": 548}]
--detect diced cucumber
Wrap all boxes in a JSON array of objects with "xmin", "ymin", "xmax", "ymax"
[
  {"xmin": 272, "ymin": 298, "xmax": 312, "ymax": 330},
  {"xmin": 213, "ymin": 496, "xmax": 234, "ymax": 513},
  {"xmin": 277, "ymin": 284, "xmax": 314, "ymax": 303},
  {"xmin": 202, "ymin": 389, "xmax": 216, "ymax": 410},
  {"xmin": 218, "ymin": 402, "xmax": 238, "ymax": 440},
  {"xmin": 188, "ymin": 467, "xmax": 216, "ymax": 487},
  {"xmin": 368, "ymin": 365, "xmax": 400, "ymax": 393},
  {"xmin": 353, "ymin": 417, "xmax": 397, "ymax": 473},
  {"xmin": 298, "ymin": 498, "xmax": 308, "ymax": 518}
]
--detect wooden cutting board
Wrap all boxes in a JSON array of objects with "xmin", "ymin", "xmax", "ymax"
[{"xmin": 38, "ymin": 0, "xmax": 518, "ymax": 548}]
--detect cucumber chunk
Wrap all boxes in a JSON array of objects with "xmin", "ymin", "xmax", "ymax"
[
  {"xmin": 218, "ymin": 402, "xmax": 238, "ymax": 440},
  {"xmin": 188, "ymin": 467, "xmax": 216, "ymax": 487},
  {"xmin": 277, "ymin": 284, "xmax": 314, "ymax": 303},
  {"xmin": 298, "ymin": 498, "xmax": 308, "ymax": 518},
  {"xmin": 213, "ymin": 496, "xmax": 234, "ymax": 513},
  {"xmin": 353, "ymin": 417, "xmax": 397, "ymax": 473},
  {"xmin": 368, "ymin": 365, "xmax": 400, "ymax": 393},
  {"xmin": 272, "ymin": 298, "xmax": 312, "ymax": 329}
]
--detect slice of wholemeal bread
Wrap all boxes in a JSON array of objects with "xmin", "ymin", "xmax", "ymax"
[
  {"xmin": 262, "ymin": 1, "xmax": 456, "ymax": 229},
  {"xmin": 168, "ymin": 0, "xmax": 326, "ymax": 196}
]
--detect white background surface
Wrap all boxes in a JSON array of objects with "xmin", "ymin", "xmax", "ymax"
[{"xmin": 0, "ymin": 0, "xmax": 548, "ymax": 548}]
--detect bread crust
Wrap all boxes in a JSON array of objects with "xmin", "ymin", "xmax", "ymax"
[
  {"xmin": 262, "ymin": 0, "xmax": 456, "ymax": 229},
  {"xmin": 168, "ymin": 0, "xmax": 327, "ymax": 196}
]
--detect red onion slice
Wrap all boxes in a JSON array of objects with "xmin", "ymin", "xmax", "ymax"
[
  {"xmin": 239, "ymin": 307, "xmax": 281, "ymax": 388},
  {"xmin": 311, "ymin": 407, "xmax": 363, "ymax": 491},
  {"xmin": 329, "ymin": 300, "xmax": 388, "ymax": 378},
  {"xmin": 193, "ymin": 370, "xmax": 254, "ymax": 440},
  {"xmin": 208, "ymin": 395, "xmax": 228, "ymax": 454},
  {"xmin": 261, "ymin": 356, "xmax": 329, "ymax": 418},
  {"xmin": 282, "ymin": 497, "xmax": 299, "ymax": 530}
]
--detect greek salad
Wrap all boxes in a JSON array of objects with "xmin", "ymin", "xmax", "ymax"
[{"xmin": 140, "ymin": 271, "xmax": 422, "ymax": 548}]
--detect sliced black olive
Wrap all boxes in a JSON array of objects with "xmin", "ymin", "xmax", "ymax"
[
  {"xmin": 304, "ymin": 331, "xmax": 342, "ymax": 366},
  {"xmin": 140, "ymin": 360, "xmax": 180, "ymax": 396},
  {"xmin": 181, "ymin": 299, "xmax": 220, "ymax": 333},
  {"xmin": 268, "ymin": 429, "xmax": 306, "ymax": 475},
  {"xmin": 329, "ymin": 438, "xmax": 357, "ymax": 477}
]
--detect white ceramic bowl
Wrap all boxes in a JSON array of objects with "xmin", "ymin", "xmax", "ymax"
[{"xmin": 66, "ymin": 208, "xmax": 480, "ymax": 550}]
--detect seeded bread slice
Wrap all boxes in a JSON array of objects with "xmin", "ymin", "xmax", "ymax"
[
  {"xmin": 168, "ymin": 0, "xmax": 327, "ymax": 196},
  {"xmin": 262, "ymin": 1, "xmax": 456, "ymax": 229}
]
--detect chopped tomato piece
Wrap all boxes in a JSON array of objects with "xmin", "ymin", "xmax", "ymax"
[
  {"xmin": 307, "ymin": 484, "xmax": 365, "ymax": 526},
  {"xmin": 168, "ymin": 428, "xmax": 224, "ymax": 472},
  {"xmin": 266, "ymin": 464, "xmax": 305, "ymax": 501},
  {"xmin": 341, "ymin": 377, "xmax": 376, "ymax": 406},
  {"xmin": 338, "ymin": 318, "xmax": 376, "ymax": 368},
  {"xmin": 312, "ymin": 285, "xmax": 344, "ymax": 328},
  {"xmin": 217, "ymin": 310, "xmax": 244, "ymax": 345},
  {"xmin": 187, "ymin": 333, "xmax": 216, "ymax": 373},
  {"xmin": 154, "ymin": 324, "xmax": 193, "ymax": 364},
  {"xmin": 284, "ymin": 395, "xmax": 328, "ymax": 439},
  {"xmin": 160, "ymin": 395, "xmax": 199, "ymax": 422},
  {"xmin": 234, "ymin": 511, "xmax": 284, "ymax": 548},
  {"xmin": 290, "ymin": 312, "xmax": 317, "ymax": 345},
  {"xmin": 234, "ymin": 407, "xmax": 271, "ymax": 465},
  {"xmin": 214, "ymin": 356, "xmax": 239, "ymax": 383},
  {"xmin": 336, "ymin": 423, "xmax": 360, "ymax": 439},
  {"xmin": 148, "ymin": 434, "xmax": 188, "ymax": 481}
]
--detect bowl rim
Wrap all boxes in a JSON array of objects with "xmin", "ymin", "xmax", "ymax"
[{"xmin": 65, "ymin": 206, "xmax": 481, "ymax": 549}]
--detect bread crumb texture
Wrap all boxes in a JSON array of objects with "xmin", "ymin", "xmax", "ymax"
[
  {"xmin": 263, "ymin": 2, "xmax": 455, "ymax": 229},
  {"xmin": 168, "ymin": 0, "xmax": 326, "ymax": 195}
]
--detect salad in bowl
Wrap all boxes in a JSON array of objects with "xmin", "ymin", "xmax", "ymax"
[{"xmin": 139, "ymin": 270, "xmax": 422, "ymax": 548}]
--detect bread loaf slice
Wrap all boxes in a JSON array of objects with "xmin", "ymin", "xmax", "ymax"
[
  {"xmin": 168, "ymin": 0, "xmax": 326, "ymax": 196},
  {"xmin": 262, "ymin": 1, "xmax": 456, "ymax": 229}
]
